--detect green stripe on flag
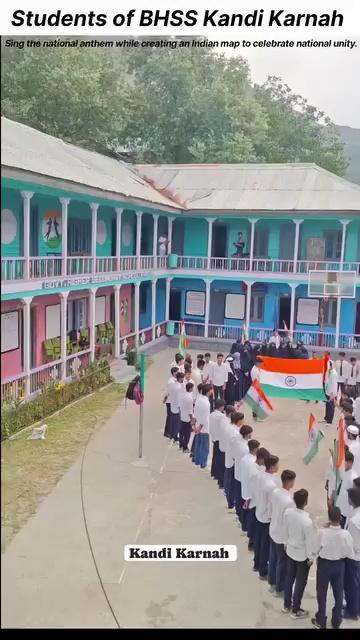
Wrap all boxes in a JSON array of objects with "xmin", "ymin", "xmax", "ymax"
[
  {"xmin": 243, "ymin": 394, "xmax": 268, "ymax": 419},
  {"xmin": 261, "ymin": 384, "xmax": 325, "ymax": 401},
  {"xmin": 303, "ymin": 430, "xmax": 324, "ymax": 465}
]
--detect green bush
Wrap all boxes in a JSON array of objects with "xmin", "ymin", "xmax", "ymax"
[
  {"xmin": 1, "ymin": 359, "xmax": 112, "ymax": 440},
  {"xmin": 127, "ymin": 349, "xmax": 138, "ymax": 367}
]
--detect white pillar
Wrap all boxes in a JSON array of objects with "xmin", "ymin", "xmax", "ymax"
[
  {"xmin": 21, "ymin": 296, "xmax": 33, "ymax": 398},
  {"xmin": 136, "ymin": 212, "xmax": 143, "ymax": 270},
  {"xmin": 90, "ymin": 203, "xmax": 98, "ymax": 275},
  {"xmin": 153, "ymin": 214, "xmax": 159, "ymax": 259},
  {"xmin": 60, "ymin": 291, "xmax": 69, "ymax": 379},
  {"xmin": 21, "ymin": 191, "xmax": 34, "ymax": 280},
  {"xmin": 134, "ymin": 282, "xmax": 140, "ymax": 348},
  {"xmin": 249, "ymin": 219, "xmax": 258, "ymax": 271},
  {"xmin": 89, "ymin": 288, "xmax": 98, "ymax": 361},
  {"xmin": 115, "ymin": 208, "xmax": 123, "ymax": 272},
  {"xmin": 204, "ymin": 280, "xmax": 212, "ymax": 338},
  {"xmin": 206, "ymin": 218, "xmax": 214, "ymax": 269},
  {"xmin": 293, "ymin": 219, "xmax": 303, "ymax": 273},
  {"xmin": 290, "ymin": 284, "xmax": 297, "ymax": 337},
  {"xmin": 152, "ymin": 279, "xmax": 157, "ymax": 340},
  {"xmin": 335, "ymin": 298, "xmax": 341, "ymax": 349},
  {"xmin": 60, "ymin": 198, "xmax": 70, "ymax": 276},
  {"xmin": 113, "ymin": 284, "xmax": 121, "ymax": 359},
  {"xmin": 167, "ymin": 218, "xmax": 173, "ymax": 255},
  {"xmin": 340, "ymin": 220, "xmax": 350, "ymax": 270},
  {"xmin": 165, "ymin": 277, "xmax": 172, "ymax": 321},
  {"xmin": 245, "ymin": 282, "xmax": 253, "ymax": 332}
]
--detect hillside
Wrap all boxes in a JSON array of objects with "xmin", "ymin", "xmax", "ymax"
[{"xmin": 337, "ymin": 125, "xmax": 360, "ymax": 184}]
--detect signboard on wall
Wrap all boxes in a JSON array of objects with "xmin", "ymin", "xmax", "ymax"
[
  {"xmin": 225, "ymin": 293, "xmax": 245, "ymax": 320},
  {"xmin": 95, "ymin": 296, "xmax": 106, "ymax": 325},
  {"xmin": 42, "ymin": 209, "xmax": 62, "ymax": 251},
  {"xmin": 297, "ymin": 298, "xmax": 320, "ymax": 326},
  {"xmin": 1, "ymin": 311, "xmax": 19, "ymax": 353},
  {"xmin": 186, "ymin": 291, "xmax": 205, "ymax": 316},
  {"xmin": 306, "ymin": 238, "xmax": 325, "ymax": 261},
  {"xmin": 42, "ymin": 272, "xmax": 147, "ymax": 289},
  {"xmin": 46, "ymin": 304, "xmax": 61, "ymax": 339}
]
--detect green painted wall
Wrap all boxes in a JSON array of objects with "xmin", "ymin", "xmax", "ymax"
[
  {"xmin": 183, "ymin": 218, "xmax": 208, "ymax": 256},
  {"xmin": 345, "ymin": 220, "xmax": 360, "ymax": 262},
  {"xmin": 1, "ymin": 188, "xmax": 22, "ymax": 257},
  {"xmin": 121, "ymin": 210, "xmax": 136, "ymax": 256},
  {"xmin": 299, "ymin": 219, "xmax": 339, "ymax": 260},
  {"xmin": 97, "ymin": 205, "xmax": 115, "ymax": 257}
]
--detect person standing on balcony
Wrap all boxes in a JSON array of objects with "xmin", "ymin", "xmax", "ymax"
[
  {"xmin": 158, "ymin": 234, "xmax": 169, "ymax": 257},
  {"xmin": 335, "ymin": 352, "xmax": 350, "ymax": 394},
  {"xmin": 210, "ymin": 353, "xmax": 228, "ymax": 401},
  {"xmin": 233, "ymin": 231, "xmax": 245, "ymax": 258}
]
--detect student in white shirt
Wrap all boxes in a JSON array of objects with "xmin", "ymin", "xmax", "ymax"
[
  {"xmin": 210, "ymin": 353, "xmax": 228, "ymax": 401},
  {"xmin": 322, "ymin": 360, "xmax": 338, "ymax": 425},
  {"xmin": 170, "ymin": 353, "xmax": 185, "ymax": 372},
  {"xmin": 179, "ymin": 382, "xmax": 194, "ymax": 453},
  {"xmin": 335, "ymin": 352, "xmax": 349, "ymax": 393},
  {"xmin": 232, "ymin": 424, "xmax": 253, "ymax": 525},
  {"xmin": 254, "ymin": 455, "xmax": 279, "ymax": 579},
  {"xmin": 163, "ymin": 366, "xmax": 179, "ymax": 439},
  {"xmin": 192, "ymin": 358, "xmax": 205, "ymax": 398},
  {"xmin": 354, "ymin": 395, "xmax": 360, "ymax": 425},
  {"xmin": 312, "ymin": 505, "xmax": 354, "ymax": 629},
  {"xmin": 209, "ymin": 398, "xmax": 225, "ymax": 481},
  {"xmin": 244, "ymin": 447, "xmax": 270, "ymax": 552},
  {"xmin": 202, "ymin": 353, "xmax": 214, "ymax": 384},
  {"xmin": 283, "ymin": 488, "xmax": 316, "ymax": 620},
  {"xmin": 168, "ymin": 371, "xmax": 184, "ymax": 442},
  {"xmin": 237, "ymin": 439, "xmax": 260, "ymax": 534},
  {"xmin": 193, "ymin": 384, "xmax": 211, "ymax": 469},
  {"xmin": 344, "ymin": 488, "xmax": 360, "ymax": 620},
  {"xmin": 158, "ymin": 234, "xmax": 168, "ymax": 257},
  {"xmin": 348, "ymin": 426, "xmax": 360, "ymax": 476},
  {"xmin": 336, "ymin": 450, "xmax": 357, "ymax": 528},
  {"xmin": 347, "ymin": 357, "xmax": 359, "ymax": 399},
  {"xmin": 217, "ymin": 405, "xmax": 235, "ymax": 489},
  {"xmin": 225, "ymin": 420, "xmax": 249, "ymax": 512},
  {"xmin": 268, "ymin": 469, "xmax": 296, "ymax": 596}
]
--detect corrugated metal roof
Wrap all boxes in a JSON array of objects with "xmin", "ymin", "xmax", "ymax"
[
  {"xmin": 1, "ymin": 117, "xmax": 180, "ymax": 210},
  {"xmin": 135, "ymin": 163, "xmax": 360, "ymax": 212}
]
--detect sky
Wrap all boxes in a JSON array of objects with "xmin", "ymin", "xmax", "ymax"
[{"xmin": 236, "ymin": 45, "xmax": 360, "ymax": 128}]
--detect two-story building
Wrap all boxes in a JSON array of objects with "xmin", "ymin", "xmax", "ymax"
[{"xmin": 2, "ymin": 117, "xmax": 360, "ymax": 401}]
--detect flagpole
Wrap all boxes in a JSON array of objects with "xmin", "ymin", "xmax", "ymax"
[{"xmin": 138, "ymin": 353, "xmax": 145, "ymax": 458}]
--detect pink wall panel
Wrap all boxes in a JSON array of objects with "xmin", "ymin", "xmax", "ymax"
[
  {"xmin": 1, "ymin": 300, "xmax": 23, "ymax": 379},
  {"xmin": 31, "ymin": 294, "xmax": 60, "ymax": 366}
]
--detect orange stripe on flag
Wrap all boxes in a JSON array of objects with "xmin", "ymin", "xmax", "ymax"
[
  {"xmin": 258, "ymin": 356, "xmax": 324, "ymax": 374},
  {"xmin": 308, "ymin": 414, "xmax": 316, "ymax": 432},
  {"xmin": 252, "ymin": 378, "xmax": 273, "ymax": 411}
]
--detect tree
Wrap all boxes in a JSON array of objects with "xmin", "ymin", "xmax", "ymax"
[{"xmin": 253, "ymin": 76, "xmax": 348, "ymax": 175}]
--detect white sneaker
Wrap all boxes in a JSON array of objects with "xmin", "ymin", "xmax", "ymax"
[{"xmin": 290, "ymin": 609, "xmax": 309, "ymax": 620}]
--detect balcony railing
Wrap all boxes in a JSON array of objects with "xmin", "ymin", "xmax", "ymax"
[
  {"xmin": 66, "ymin": 349, "xmax": 91, "ymax": 378},
  {"xmin": 2, "ymin": 254, "xmax": 360, "ymax": 283},
  {"xmin": 30, "ymin": 360, "xmax": 62, "ymax": 395}
]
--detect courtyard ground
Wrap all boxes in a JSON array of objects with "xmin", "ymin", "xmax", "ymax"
[{"xmin": 1, "ymin": 347, "xmax": 359, "ymax": 629}]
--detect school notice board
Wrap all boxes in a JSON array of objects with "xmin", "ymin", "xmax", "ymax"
[
  {"xmin": 297, "ymin": 298, "xmax": 319, "ymax": 325},
  {"xmin": 186, "ymin": 291, "xmax": 205, "ymax": 316},
  {"xmin": 225, "ymin": 293, "xmax": 245, "ymax": 320},
  {"xmin": 1, "ymin": 311, "xmax": 19, "ymax": 352}
]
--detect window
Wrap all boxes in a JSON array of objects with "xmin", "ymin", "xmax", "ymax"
[
  {"xmin": 68, "ymin": 219, "xmax": 91, "ymax": 255},
  {"xmin": 323, "ymin": 298, "xmax": 337, "ymax": 326},
  {"xmin": 254, "ymin": 229, "xmax": 269, "ymax": 258},
  {"xmin": 250, "ymin": 294, "xmax": 265, "ymax": 322},
  {"xmin": 324, "ymin": 231, "xmax": 341, "ymax": 260},
  {"xmin": 67, "ymin": 298, "xmax": 88, "ymax": 331},
  {"xmin": 140, "ymin": 283, "xmax": 148, "ymax": 314}
]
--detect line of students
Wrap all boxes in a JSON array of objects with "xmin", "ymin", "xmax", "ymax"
[{"xmin": 163, "ymin": 351, "xmax": 360, "ymax": 630}]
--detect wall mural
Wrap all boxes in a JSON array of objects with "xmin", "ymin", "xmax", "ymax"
[
  {"xmin": 1, "ymin": 209, "xmax": 17, "ymax": 244},
  {"xmin": 42, "ymin": 209, "xmax": 62, "ymax": 250}
]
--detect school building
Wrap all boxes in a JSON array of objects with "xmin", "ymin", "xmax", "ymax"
[{"xmin": 1, "ymin": 116, "xmax": 360, "ymax": 400}]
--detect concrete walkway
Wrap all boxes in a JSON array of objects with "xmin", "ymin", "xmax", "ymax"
[{"xmin": 2, "ymin": 348, "xmax": 359, "ymax": 628}]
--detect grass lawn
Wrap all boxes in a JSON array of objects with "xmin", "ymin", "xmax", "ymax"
[{"xmin": 1, "ymin": 383, "xmax": 125, "ymax": 551}]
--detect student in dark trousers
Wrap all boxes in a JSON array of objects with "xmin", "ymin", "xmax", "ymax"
[
  {"xmin": 217, "ymin": 405, "xmax": 235, "ymax": 489},
  {"xmin": 282, "ymin": 489, "xmax": 315, "ymax": 620},
  {"xmin": 179, "ymin": 382, "xmax": 194, "ymax": 452},
  {"xmin": 268, "ymin": 469, "xmax": 296, "ymax": 596},
  {"xmin": 245, "ymin": 447, "xmax": 270, "ymax": 552},
  {"xmin": 312, "ymin": 506, "xmax": 354, "ymax": 629},
  {"xmin": 163, "ymin": 366, "xmax": 179, "ymax": 438},
  {"xmin": 209, "ymin": 398, "xmax": 225, "ymax": 481},
  {"xmin": 254, "ymin": 454, "xmax": 279, "ymax": 579},
  {"xmin": 190, "ymin": 383, "xmax": 203, "ymax": 461},
  {"xmin": 343, "ymin": 488, "xmax": 360, "ymax": 621}
]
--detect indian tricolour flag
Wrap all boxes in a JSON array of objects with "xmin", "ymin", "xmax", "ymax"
[
  {"xmin": 178, "ymin": 321, "xmax": 189, "ymax": 357},
  {"xmin": 243, "ymin": 378, "xmax": 273, "ymax": 420},
  {"xmin": 257, "ymin": 356, "xmax": 326, "ymax": 401},
  {"xmin": 303, "ymin": 414, "xmax": 324, "ymax": 465}
]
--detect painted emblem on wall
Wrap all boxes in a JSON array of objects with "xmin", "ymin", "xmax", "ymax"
[
  {"xmin": 42, "ymin": 209, "xmax": 62, "ymax": 250},
  {"xmin": 96, "ymin": 219, "xmax": 107, "ymax": 245},
  {"xmin": 1, "ymin": 209, "xmax": 18, "ymax": 244},
  {"xmin": 120, "ymin": 298, "xmax": 129, "ymax": 324},
  {"xmin": 122, "ymin": 223, "xmax": 132, "ymax": 247}
]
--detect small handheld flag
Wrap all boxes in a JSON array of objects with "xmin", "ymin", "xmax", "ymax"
[
  {"xmin": 242, "ymin": 378, "xmax": 273, "ymax": 420},
  {"xmin": 303, "ymin": 414, "xmax": 324, "ymax": 465},
  {"xmin": 178, "ymin": 320, "xmax": 189, "ymax": 357}
]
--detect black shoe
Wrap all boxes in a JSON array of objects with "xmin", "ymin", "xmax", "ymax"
[{"xmin": 342, "ymin": 609, "xmax": 359, "ymax": 621}]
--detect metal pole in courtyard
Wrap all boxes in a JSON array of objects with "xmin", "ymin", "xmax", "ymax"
[{"xmin": 138, "ymin": 353, "xmax": 145, "ymax": 458}]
